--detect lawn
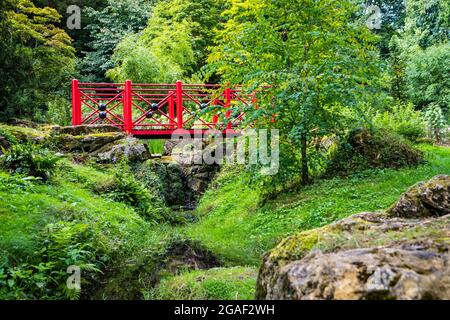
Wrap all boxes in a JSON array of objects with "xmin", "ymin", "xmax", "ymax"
[{"xmin": 183, "ymin": 144, "xmax": 450, "ymax": 265}]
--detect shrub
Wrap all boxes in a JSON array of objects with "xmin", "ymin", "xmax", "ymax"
[
  {"xmin": 372, "ymin": 103, "xmax": 426, "ymax": 142},
  {"xmin": 423, "ymin": 104, "xmax": 448, "ymax": 143},
  {"xmin": 94, "ymin": 162, "xmax": 184, "ymax": 224},
  {"xmin": 0, "ymin": 143, "xmax": 62, "ymax": 179},
  {"xmin": 326, "ymin": 128, "xmax": 424, "ymax": 176}
]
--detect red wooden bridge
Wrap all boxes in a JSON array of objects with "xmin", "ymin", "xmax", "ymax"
[{"xmin": 71, "ymin": 80, "xmax": 257, "ymax": 138}]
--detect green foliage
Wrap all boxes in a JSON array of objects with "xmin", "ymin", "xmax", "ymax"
[
  {"xmin": 186, "ymin": 145, "xmax": 450, "ymax": 265},
  {"xmin": 150, "ymin": 267, "xmax": 257, "ymax": 300},
  {"xmin": 401, "ymin": 0, "xmax": 449, "ymax": 50},
  {"xmin": 406, "ymin": 43, "xmax": 450, "ymax": 111},
  {"xmin": 423, "ymin": 104, "xmax": 448, "ymax": 142},
  {"xmin": 0, "ymin": 162, "xmax": 153, "ymax": 299},
  {"xmin": 372, "ymin": 103, "xmax": 427, "ymax": 141},
  {"xmin": 81, "ymin": 0, "xmax": 154, "ymax": 81},
  {"xmin": 207, "ymin": 0, "xmax": 384, "ymax": 184},
  {"xmin": 326, "ymin": 128, "xmax": 424, "ymax": 176},
  {"xmin": 0, "ymin": 0, "xmax": 75, "ymax": 122},
  {"xmin": 0, "ymin": 143, "xmax": 62, "ymax": 179},
  {"xmin": 107, "ymin": 0, "xmax": 223, "ymax": 83}
]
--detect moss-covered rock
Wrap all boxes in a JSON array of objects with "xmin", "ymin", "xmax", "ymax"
[
  {"xmin": 326, "ymin": 128, "xmax": 424, "ymax": 176},
  {"xmin": 256, "ymin": 175, "xmax": 450, "ymax": 300},
  {"xmin": 52, "ymin": 132, "xmax": 125, "ymax": 153},
  {"xmin": 51, "ymin": 124, "xmax": 122, "ymax": 136},
  {"xmin": 93, "ymin": 137, "xmax": 151, "ymax": 163},
  {"xmin": 0, "ymin": 136, "xmax": 11, "ymax": 154},
  {"xmin": 388, "ymin": 174, "xmax": 450, "ymax": 218}
]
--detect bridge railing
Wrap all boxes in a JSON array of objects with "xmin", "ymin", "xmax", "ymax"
[{"xmin": 72, "ymin": 79, "xmax": 256, "ymax": 136}]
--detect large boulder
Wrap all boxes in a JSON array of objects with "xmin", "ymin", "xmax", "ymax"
[
  {"xmin": 256, "ymin": 175, "xmax": 450, "ymax": 300},
  {"xmin": 94, "ymin": 137, "xmax": 151, "ymax": 163},
  {"xmin": 388, "ymin": 175, "xmax": 450, "ymax": 218},
  {"xmin": 267, "ymin": 244, "xmax": 450, "ymax": 300}
]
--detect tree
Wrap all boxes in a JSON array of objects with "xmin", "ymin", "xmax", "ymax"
[
  {"xmin": 207, "ymin": 0, "xmax": 383, "ymax": 185},
  {"xmin": 80, "ymin": 0, "xmax": 154, "ymax": 81},
  {"xmin": 107, "ymin": 22, "xmax": 194, "ymax": 83},
  {"xmin": 406, "ymin": 43, "xmax": 450, "ymax": 112},
  {"xmin": 0, "ymin": 0, "xmax": 75, "ymax": 121},
  {"xmin": 34, "ymin": 0, "xmax": 106, "ymax": 56},
  {"xmin": 107, "ymin": 0, "xmax": 224, "ymax": 83}
]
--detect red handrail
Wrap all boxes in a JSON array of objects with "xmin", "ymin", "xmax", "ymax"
[{"xmin": 71, "ymin": 79, "xmax": 257, "ymax": 138}]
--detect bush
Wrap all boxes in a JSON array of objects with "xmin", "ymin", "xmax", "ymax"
[
  {"xmin": 326, "ymin": 128, "xmax": 424, "ymax": 176},
  {"xmin": 94, "ymin": 162, "xmax": 185, "ymax": 224},
  {"xmin": 0, "ymin": 143, "xmax": 62, "ymax": 179},
  {"xmin": 372, "ymin": 103, "xmax": 426, "ymax": 142},
  {"xmin": 423, "ymin": 104, "xmax": 448, "ymax": 143}
]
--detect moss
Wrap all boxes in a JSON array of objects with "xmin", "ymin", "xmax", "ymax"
[
  {"xmin": 326, "ymin": 127, "xmax": 424, "ymax": 176},
  {"xmin": 267, "ymin": 226, "xmax": 330, "ymax": 266},
  {"xmin": 267, "ymin": 212, "xmax": 450, "ymax": 268},
  {"xmin": 150, "ymin": 267, "xmax": 258, "ymax": 300},
  {"xmin": 0, "ymin": 124, "xmax": 48, "ymax": 142}
]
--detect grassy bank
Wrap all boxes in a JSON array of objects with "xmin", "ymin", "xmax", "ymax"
[{"xmin": 183, "ymin": 144, "xmax": 450, "ymax": 266}]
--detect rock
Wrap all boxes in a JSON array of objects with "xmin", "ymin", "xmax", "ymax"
[
  {"xmin": 181, "ymin": 163, "xmax": 220, "ymax": 197},
  {"xmin": 388, "ymin": 175, "xmax": 450, "ymax": 218},
  {"xmin": 6, "ymin": 118, "xmax": 40, "ymax": 128},
  {"xmin": 54, "ymin": 132, "xmax": 125, "ymax": 153},
  {"xmin": 0, "ymin": 136, "xmax": 11, "ymax": 154},
  {"xmin": 268, "ymin": 244, "xmax": 450, "ymax": 300},
  {"xmin": 256, "ymin": 175, "xmax": 450, "ymax": 300},
  {"xmin": 94, "ymin": 137, "xmax": 151, "ymax": 163},
  {"xmin": 51, "ymin": 124, "xmax": 122, "ymax": 136}
]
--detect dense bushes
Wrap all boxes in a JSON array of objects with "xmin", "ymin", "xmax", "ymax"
[
  {"xmin": 372, "ymin": 103, "xmax": 427, "ymax": 142},
  {"xmin": 0, "ymin": 144, "xmax": 61, "ymax": 179},
  {"xmin": 326, "ymin": 128, "xmax": 424, "ymax": 176}
]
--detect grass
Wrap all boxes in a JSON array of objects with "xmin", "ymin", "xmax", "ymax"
[
  {"xmin": 150, "ymin": 267, "xmax": 257, "ymax": 300},
  {"xmin": 183, "ymin": 144, "xmax": 450, "ymax": 265}
]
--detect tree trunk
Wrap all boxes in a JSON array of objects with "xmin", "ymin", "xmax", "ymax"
[{"xmin": 301, "ymin": 132, "xmax": 309, "ymax": 185}]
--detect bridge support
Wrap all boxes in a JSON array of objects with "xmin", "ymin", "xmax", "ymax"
[
  {"xmin": 176, "ymin": 80, "xmax": 183, "ymax": 128},
  {"xmin": 71, "ymin": 79, "xmax": 82, "ymax": 126},
  {"xmin": 123, "ymin": 80, "xmax": 133, "ymax": 134}
]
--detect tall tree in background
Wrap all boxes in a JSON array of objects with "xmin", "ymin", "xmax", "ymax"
[
  {"xmin": 0, "ymin": 0, "xmax": 75, "ymax": 121},
  {"xmin": 107, "ymin": 0, "xmax": 224, "ymax": 83},
  {"xmin": 207, "ymin": 0, "xmax": 383, "ymax": 185},
  {"xmin": 80, "ymin": 0, "xmax": 154, "ymax": 82},
  {"xmin": 34, "ymin": 0, "xmax": 106, "ymax": 56},
  {"xmin": 392, "ymin": 0, "xmax": 449, "ymax": 111}
]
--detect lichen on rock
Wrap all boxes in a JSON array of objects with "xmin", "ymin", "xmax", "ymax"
[
  {"xmin": 256, "ymin": 175, "xmax": 450, "ymax": 300},
  {"xmin": 94, "ymin": 137, "xmax": 151, "ymax": 163}
]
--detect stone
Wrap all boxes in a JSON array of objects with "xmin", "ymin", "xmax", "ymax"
[
  {"xmin": 388, "ymin": 175, "xmax": 450, "ymax": 218},
  {"xmin": 54, "ymin": 132, "xmax": 125, "ymax": 153},
  {"xmin": 0, "ymin": 136, "xmax": 11, "ymax": 154},
  {"xmin": 51, "ymin": 124, "xmax": 122, "ymax": 136},
  {"xmin": 256, "ymin": 175, "xmax": 450, "ymax": 300},
  {"xmin": 94, "ymin": 137, "xmax": 151, "ymax": 163},
  {"xmin": 268, "ymin": 244, "xmax": 450, "ymax": 300}
]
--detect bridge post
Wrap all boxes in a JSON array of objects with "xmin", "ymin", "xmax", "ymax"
[
  {"xmin": 124, "ymin": 80, "xmax": 133, "ymax": 134},
  {"xmin": 71, "ymin": 79, "xmax": 82, "ymax": 126},
  {"xmin": 169, "ymin": 91, "xmax": 176, "ymax": 129},
  {"xmin": 225, "ymin": 88, "xmax": 232, "ymax": 130},
  {"xmin": 176, "ymin": 80, "xmax": 183, "ymax": 128},
  {"xmin": 212, "ymin": 99, "xmax": 218, "ymax": 128}
]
